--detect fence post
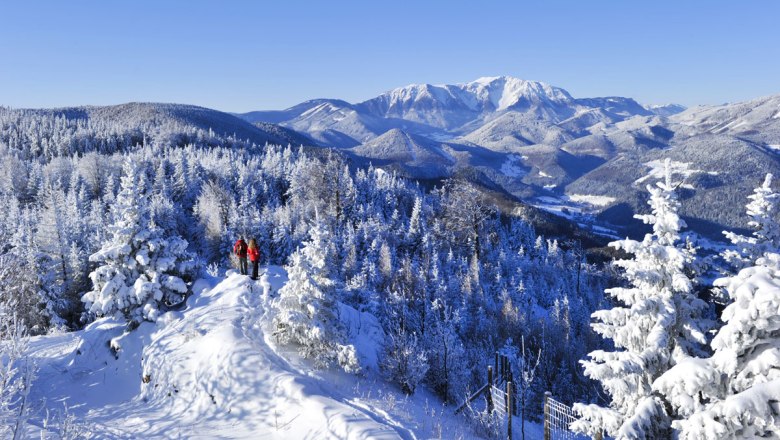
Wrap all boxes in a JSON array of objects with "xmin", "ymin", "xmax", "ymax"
[
  {"xmin": 507, "ymin": 381, "xmax": 513, "ymax": 440},
  {"xmin": 543, "ymin": 391, "xmax": 551, "ymax": 440},
  {"xmin": 487, "ymin": 366, "xmax": 494, "ymax": 412},
  {"xmin": 495, "ymin": 352, "xmax": 499, "ymax": 380}
]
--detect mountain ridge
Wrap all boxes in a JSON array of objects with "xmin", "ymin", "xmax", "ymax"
[{"xmin": 236, "ymin": 78, "xmax": 780, "ymax": 240}]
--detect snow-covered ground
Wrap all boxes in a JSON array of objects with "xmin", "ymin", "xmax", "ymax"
[
  {"xmin": 21, "ymin": 267, "xmax": 491, "ymax": 439},
  {"xmin": 526, "ymin": 194, "xmax": 621, "ymax": 239},
  {"xmin": 500, "ymin": 154, "xmax": 526, "ymax": 178},
  {"xmin": 567, "ymin": 194, "xmax": 615, "ymax": 207}
]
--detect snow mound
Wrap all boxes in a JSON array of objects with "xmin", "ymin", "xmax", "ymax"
[{"xmin": 26, "ymin": 267, "xmax": 413, "ymax": 439}]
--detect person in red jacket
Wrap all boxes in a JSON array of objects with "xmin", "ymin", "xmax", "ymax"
[
  {"xmin": 233, "ymin": 237, "xmax": 248, "ymax": 275},
  {"xmin": 248, "ymin": 238, "xmax": 261, "ymax": 280}
]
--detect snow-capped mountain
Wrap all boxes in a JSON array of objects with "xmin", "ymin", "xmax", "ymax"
[
  {"xmin": 671, "ymin": 94, "xmax": 780, "ymax": 145},
  {"xmin": 239, "ymin": 76, "xmax": 677, "ymax": 147},
  {"xmin": 356, "ymin": 76, "xmax": 576, "ymax": 131},
  {"xmin": 239, "ymin": 78, "xmax": 780, "ymax": 239}
]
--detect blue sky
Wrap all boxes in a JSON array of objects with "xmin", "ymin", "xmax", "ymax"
[{"xmin": 0, "ymin": 0, "xmax": 777, "ymax": 111}]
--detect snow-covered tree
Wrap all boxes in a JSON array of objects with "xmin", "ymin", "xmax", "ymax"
[
  {"xmin": 425, "ymin": 298, "xmax": 467, "ymax": 403},
  {"xmin": 273, "ymin": 216, "xmax": 359, "ymax": 373},
  {"xmin": 81, "ymin": 159, "xmax": 194, "ymax": 324},
  {"xmin": 654, "ymin": 253, "xmax": 780, "ymax": 439},
  {"xmin": 723, "ymin": 173, "xmax": 779, "ymax": 268},
  {"xmin": 381, "ymin": 326, "xmax": 429, "ymax": 394},
  {"xmin": 653, "ymin": 175, "xmax": 780, "ymax": 439},
  {"xmin": 573, "ymin": 159, "xmax": 709, "ymax": 439},
  {"xmin": 193, "ymin": 180, "xmax": 232, "ymax": 262},
  {"xmin": 5, "ymin": 209, "xmax": 49, "ymax": 334},
  {"xmin": 0, "ymin": 294, "xmax": 34, "ymax": 439}
]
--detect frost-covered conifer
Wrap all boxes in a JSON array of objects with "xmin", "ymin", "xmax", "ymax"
[
  {"xmin": 273, "ymin": 216, "xmax": 359, "ymax": 373},
  {"xmin": 654, "ymin": 175, "xmax": 780, "ymax": 439},
  {"xmin": 573, "ymin": 159, "xmax": 709, "ymax": 439},
  {"xmin": 81, "ymin": 159, "xmax": 194, "ymax": 324},
  {"xmin": 655, "ymin": 253, "xmax": 780, "ymax": 439},
  {"xmin": 0, "ymin": 293, "xmax": 34, "ymax": 439},
  {"xmin": 723, "ymin": 173, "xmax": 779, "ymax": 268}
]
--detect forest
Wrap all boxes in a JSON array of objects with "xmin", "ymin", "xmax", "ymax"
[{"xmin": 1, "ymin": 107, "xmax": 778, "ymax": 439}]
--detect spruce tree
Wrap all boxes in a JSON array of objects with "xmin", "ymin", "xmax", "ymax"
[
  {"xmin": 82, "ymin": 159, "xmax": 194, "ymax": 325},
  {"xmin": 654, "ymin": 175, "xmax": 780, "ymax": 439},
  {"xmin": 273, "ymin": 216, "xmax": 359, "ymax": 373},
  {"xmin": 573, "ymin": 159, "xmax": 709, "ymax": 439}
]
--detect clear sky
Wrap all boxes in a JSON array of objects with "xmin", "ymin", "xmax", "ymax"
[{"xmin": 1, "ymin": 0, "xmax": 777, "ymax": 112}]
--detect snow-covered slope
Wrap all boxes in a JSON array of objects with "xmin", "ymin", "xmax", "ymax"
[
  {"xmin": 234, "ymin": 78, "xmax": 780, "ymax": 240},
  {"xmin": 671, "ymin": 93, "xmax": 780, "ymax": 144},
  {"xmin": 24, "ymin": 268, "xmax": 475, "ymax": 439},
  {"xmin": 348, "ymin": 129, "xmax": 457, "ymax": 178},
  {"xmin": 19, "ymin": 102, "xmax": 316, "ymax": 148},
  {"xmin": 237, "ymin": 76, "xmax": 667, "ymax": 145},
  {"xmin": 356, "ymin": 76, "xmax": 576, "ymax": 131}
]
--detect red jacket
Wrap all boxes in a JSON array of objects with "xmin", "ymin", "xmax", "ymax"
[
  {"xmin": 234, "ymin": 239, "xmax": 248, "ymax": 258},
  {"xmin": 248, "ymin": 247, "xmax": 260, "ymax": 263}
]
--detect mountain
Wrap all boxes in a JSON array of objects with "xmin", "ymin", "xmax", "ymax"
[
  {"xmin": 237, "ymin": 76, "xmax": 666, "ymax": 148},
  {"xmin": 355, "ymin": 77, "xmax": 576, "ymax": 132},
  {"xmin": 670, "ymin": 94, "xmax": 780, "ymax": 145},
  {"xmin": 238, "ymin": 77, "xmax": 780, "ymax": 240},
  {"xmin": 22, "ymin": 102, "xmax": 316, "ymax": 148},
  {"xmin": 565, "ymin": 98, "xmax": 780, "ymax": 236},
  {"xmin": 646, "ymin": 103, "xmax": 687, "ymax": 117}
]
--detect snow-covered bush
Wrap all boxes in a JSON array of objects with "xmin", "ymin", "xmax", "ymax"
[
  {"xmin": 273, "ymin": 217, "xmax": 360, "ymax": 373},
  {"xmin": 81, "ymin": 159, "xmax": 194, "ymax": 324},
  {"xmin": 573, "ymin": 159, "xmax": 709, "ymax": 439},
  {"xmin": 380, "ymin": 327, "xmax": 429, "ymax": 394}
]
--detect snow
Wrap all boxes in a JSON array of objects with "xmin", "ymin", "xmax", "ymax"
[
  {"xmin": 499, "ymin": 154, "xmax": 526, "ymax": 178},
  {"xmin": 21, "ymin": 267, "xmax": 476, "ymax": 439},
  {"xmin": 568, "ymin": 194, "xmax": 616, "ymax": 207},
  {"xmin": 635, "ymin": 159, "xmax": 703, "ymax": 189}
]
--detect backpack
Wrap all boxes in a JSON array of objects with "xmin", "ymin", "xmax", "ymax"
[{"xmin": 235, "ymin": 240, "xmax": 247, "ymax": 255}]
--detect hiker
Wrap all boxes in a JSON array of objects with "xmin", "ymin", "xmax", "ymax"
[
  {"xmin": 233, "ymin": 237, "xmax": 248, "ymax": 275},
  {"xmin": 248, "ymin": 238, "xmax": 261, "ymax": 280}
]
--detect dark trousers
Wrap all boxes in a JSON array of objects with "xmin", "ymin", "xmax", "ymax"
[
  {"xmin": 251, "ymin": 260, "xmax": 259, "ymax": 280},
  {"xmin": 239, "ymin": 257, "xmax": 248, "ymax": 275}
]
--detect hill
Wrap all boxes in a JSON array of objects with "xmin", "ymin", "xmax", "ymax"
[{"xmin": 23, "ymin": 269, "xmax": 477, "ymax": 438}]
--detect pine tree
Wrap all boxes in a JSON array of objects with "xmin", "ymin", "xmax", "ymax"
[
  {"xmin": 573, "ymin": 159, "xmax": 709, "ymax": 439},
  {"xmin": 81, "ymin": 159, "xmax": 194, "ymax": 325},
  {"xmin": 273, "ymin": 216, "xmax": 359, "ymax": 373}
]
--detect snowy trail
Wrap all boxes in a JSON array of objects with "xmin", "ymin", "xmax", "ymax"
[
  {"xmin": 237, "ymin": 272, "xmax": 415, "ymax": 440},
  {"xmin": 24, "ymin": 268, "xmax": 414, "ymax": 439}
]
